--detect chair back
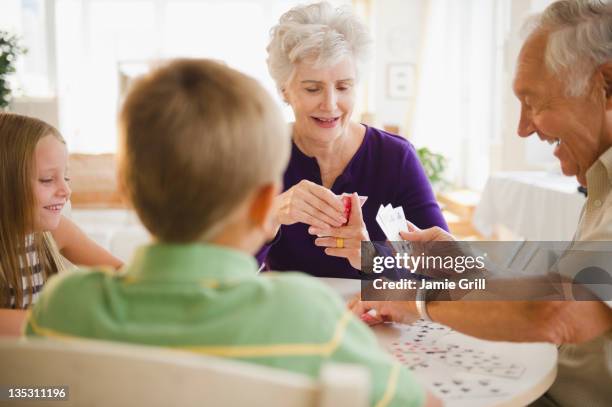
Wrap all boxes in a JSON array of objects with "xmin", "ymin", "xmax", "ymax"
[{"xmin": 0, "ymin": 337, "xmax": 370, "ymax": 407}]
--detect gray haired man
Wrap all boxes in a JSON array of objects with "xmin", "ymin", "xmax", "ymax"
[{"xmin": 351, "ymin": 1, "xmax": 612, "ymax": 405}]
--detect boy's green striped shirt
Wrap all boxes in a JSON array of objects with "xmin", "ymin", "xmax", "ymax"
[{"xmin": 26, "ymin": 243, "xmax": 424, "ymax": 407}]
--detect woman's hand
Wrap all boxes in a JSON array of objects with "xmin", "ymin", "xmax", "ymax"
[
  {"xmin": 273, "ymin": 180, "xmax": 346, "ymax": 231},
  {"xmin": 312, "ymin": 193, "xmax": 369, "ymax": 270}
]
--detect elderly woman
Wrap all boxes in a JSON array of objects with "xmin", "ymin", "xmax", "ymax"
[{"xmin": 258, "ymin": 1, "xmax": 447, "ymax": 278}]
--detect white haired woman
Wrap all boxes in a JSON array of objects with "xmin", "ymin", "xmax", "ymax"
[{"xmin": 257, "ymin": 1, "xmax": 448, "ymax": 278}]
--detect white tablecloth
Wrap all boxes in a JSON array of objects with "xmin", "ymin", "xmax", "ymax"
[
  {"xmin": 473, "ymin": 172, "xmax": 586, "ymax": 241},
  {"xmin": 318, "ymin": 278, "xmax": 558, "ymax": 407},
  {"xmin": 67, "ymin": 208, "xmax": 151, "ymax": 262}
]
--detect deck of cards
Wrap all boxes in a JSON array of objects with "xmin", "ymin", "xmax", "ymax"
[
  {"xmin": 376, "ymin": 204, "xmax": 411, "ymax": 252},
  {"xmin": 389, "ymin": 321, "xmax": 525, "ymax": 401},
  {"xmin": 376, "ymin": 204, "xmax": 408, "ymax": 240}
]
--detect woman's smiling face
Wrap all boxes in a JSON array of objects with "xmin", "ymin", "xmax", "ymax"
[{"xmin": 283, "ymin": 57, "xmax": 357, "ymax": 142}]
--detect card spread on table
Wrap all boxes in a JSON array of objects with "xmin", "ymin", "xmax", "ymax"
[
  {"xmin": 432, "ymin": 346, "xmax": 525, "ymax": 379},
  {"xmin": 394, "ymin": 319, "xmax": 452, "ymax": 343},
  {"xmin": 388, "ymin": 320, "xmax": 526, "ymax": 401},
  {"xmin": 430, "ymin": 377, "xmax": 508, "ymax": 399},
  {"xmin": 392, "ymin": 352, "xmax": 426, "ymax": 369}
]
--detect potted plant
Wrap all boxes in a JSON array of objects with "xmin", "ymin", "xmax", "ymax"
[
  {"xmin": 416, "ymin": 146, "xmax": 449, "ymax": 191},
  {"xmin": 0, "ymin": 31, "xmax": 26, "ymax": 111}
]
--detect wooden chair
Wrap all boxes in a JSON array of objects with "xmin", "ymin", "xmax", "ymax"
[{"xmin": 0, "ymin": 337, "xmax": 369, "ymax": 407}]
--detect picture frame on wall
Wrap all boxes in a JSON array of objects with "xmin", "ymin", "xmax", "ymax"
[{"xmin": 387, "ymin": 63, "xmax": 415, "ymax": 99}]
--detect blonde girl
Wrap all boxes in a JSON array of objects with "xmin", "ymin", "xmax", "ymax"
[{"xmin": 0, "ymin": 113, "xmax": 121, "ymax": 333}]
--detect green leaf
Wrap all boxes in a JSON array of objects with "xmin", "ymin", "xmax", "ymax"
[
  {"xmin": 416, "ymin": 146, "xmax": 449, "ymax": 189},
  {"xmin": 0, "ymin": 30, "xmax": 27, "ymax": 109}
]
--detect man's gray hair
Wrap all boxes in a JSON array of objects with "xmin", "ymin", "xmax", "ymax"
[
  {"xmin": 525, "ymin": 0, "xmax": 612, "ymax": 96},
  {"xmin": 266, "ymin": 1, "xmax": 371, "ymax": 92}
]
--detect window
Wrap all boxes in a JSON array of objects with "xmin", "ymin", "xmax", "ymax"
[
  {"xmin": 8, "ymin": 0, "xmax": 350, "ymax": 153},
  {"xmin": 0, "ymin": 0, "xmax": 53, "ymax": 97}
]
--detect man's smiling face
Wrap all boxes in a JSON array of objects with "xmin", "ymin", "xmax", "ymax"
[{"xmin": 513, "ymin": 31, "xmax": 609, "ymax": 186}]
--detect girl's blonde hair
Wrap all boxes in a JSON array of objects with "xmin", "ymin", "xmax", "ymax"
[{"xmin": 0, "ymin": 112, "xmax": 66, "ymax": 309}]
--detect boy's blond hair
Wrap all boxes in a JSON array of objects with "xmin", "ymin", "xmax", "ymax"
[{"xmin": 119, "ymin": 59, "xmax": 290, "ymax": 242}]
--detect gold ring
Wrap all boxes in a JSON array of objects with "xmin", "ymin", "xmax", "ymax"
[{"xmin": 336, "ymin": 238, "xmax": 344, "ymax": 248}]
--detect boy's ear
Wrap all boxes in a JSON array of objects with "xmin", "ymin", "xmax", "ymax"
[
  {"xmin": 115, "ymin": 160, "xmax": 132, "ymax": 208},
  {"xmin": 249, "ymin": 182, "xmax": 280, "ymax": 233}
]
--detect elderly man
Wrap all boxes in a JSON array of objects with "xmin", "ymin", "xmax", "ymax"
[{"xmin": 351, "ymin": 0, "xmax": 612, "ymax": 405}]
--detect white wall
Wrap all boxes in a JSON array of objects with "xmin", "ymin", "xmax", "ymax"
[
  {"xmin": 5, "ymin": 0, "xmax": 564, "ymax": 182},
  {"xmin": 366, "ymin": 0, "xmax": 563, "ymax": 183},
  {"xmin": 368, "ymin": 0, "xmax": 425, "ymax": 135},
  {"xmin": 492, "ymin": 0, "xmax": 559, "ymax": 174}
]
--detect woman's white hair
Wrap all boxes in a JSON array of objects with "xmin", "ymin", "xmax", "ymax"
[
  {"xmin": 266, "ymin": 1, "xmax": 371, "ymax": 92},
  {"xmin": 524, "ymin": 0, "xmax": 612, "ymax": 97}
]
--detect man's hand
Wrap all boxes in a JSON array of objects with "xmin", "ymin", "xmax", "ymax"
[
  {"xmin": 400, "ymin": 221, "xmax": 455, "ymax": 242},
  {"xmin": 348, "ymin": 295, "xmax": 419, "ymax": 326}
]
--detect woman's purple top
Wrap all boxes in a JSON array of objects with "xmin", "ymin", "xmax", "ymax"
[{"xmin": 257, "ymin": 125, "xmax": 448, "ymax": 278}]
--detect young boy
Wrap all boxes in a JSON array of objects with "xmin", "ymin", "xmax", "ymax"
[{"xmin": 25, "ymin": 59, "xmax": 437, "ymax": 407}]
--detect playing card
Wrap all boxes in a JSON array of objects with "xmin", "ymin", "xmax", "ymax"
[
  {"xmin": 430, "ymin": 377, "xmax": 509, "ymax": 399},
  {"xmin": 387, "ymin": 321, "xmax": 453, "ymax": 367},
  {"xmin": 339, "ymin": 193, "xmax": 368, "ymax": 206},
  {"xmin": 339, "ymin": 193, "xmax": 368, "ymax": 225},
  {"xmin": 376, "ymin": 205, "xmax": 394, "ymax": 238},
  {"xmin": 382, "ymin": 206, "xmax": 399, "ymax": 240},
  {"xmin": 391, "ymin": 341, "xmax": 447, "ymax": 354},
  {"xmin": 384, "ymin": 205, "xmax": 395, "ymax": 235},
  {"xmin": 434, "ymin": 345, "xmax": 525, "ymax": 379},
  {"xmin": 341, "ymin": 196, "xmax": 351, "ymax": 224},
  {"xmin": 393, "ymin": 206, "xmax": 408, "ymax": 234},
  {"xmin": 377, "ymin": 205, "xmax": 394, "ymax": 237},
  {"xmin": 470, "ymin": 364, "xmax": 525, "ymax": 379},
  {"xmin": 391, "ymin": 207, "xmax": 410, "ymax": 251},
  {"xmin": 395, "ymin": 320, "xmax": 452, "ymax": 343},
  {"xmin": 375, "ymin": 204, "xmax": 409, "ymax": 252},
  {"xmin": 391, "ymin": 352, "xmax": 426, "ymax": 369}
]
